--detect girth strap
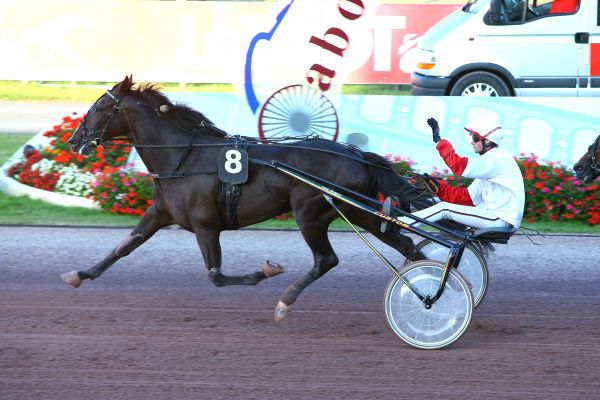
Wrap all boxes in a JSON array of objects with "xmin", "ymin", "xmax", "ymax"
[{"xmin": 220, "ymin": 182, "xmax": 241, "ymax": 230}]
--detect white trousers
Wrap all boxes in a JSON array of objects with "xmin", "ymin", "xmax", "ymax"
[{"xmin": 399, "ymin": 202, "xmax": 511, "ymax": 230}]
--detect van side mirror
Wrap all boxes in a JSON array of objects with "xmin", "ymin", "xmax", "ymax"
[{"xmin": 575, "ymin": 32, "xmax": 590, "ymax": 44}]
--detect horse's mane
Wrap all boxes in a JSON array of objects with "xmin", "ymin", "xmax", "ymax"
[{"xmin": 120, "ymin": 80, "xmax": 224, "ymax": 137}]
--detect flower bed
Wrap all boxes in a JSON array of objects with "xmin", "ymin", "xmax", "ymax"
[
  {"xmin": 5, "ymin": 114, "xmax": 152, "ymax": 216},
  {"xmin": 518, "ymin": 154, "xmax": 599, "ymax": 225},
  {"xmin": 3, "ymin": 116, "xmax": 598, "ymax": 225}
]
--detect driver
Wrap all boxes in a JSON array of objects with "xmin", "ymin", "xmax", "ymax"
[{"xmin": 397, "ymin": 117, "xmax": 525, "ymax": 230}]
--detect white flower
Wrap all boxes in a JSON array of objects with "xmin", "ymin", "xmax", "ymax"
[
  {"xmin": 31, "ymin": 158, "xmax": 57, "ymax": 174},
  {"xmin": 54, "ymin": 164, "xmax": 95, "ymax": 196}
]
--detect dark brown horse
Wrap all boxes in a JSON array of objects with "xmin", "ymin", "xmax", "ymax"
[
  {"xmin": 573, "ymin": 135, "xmax": 600, "ymax": 184},
  {"xmin": 61, "ymin": 76, "xmax": 428, "ymax": 321}
]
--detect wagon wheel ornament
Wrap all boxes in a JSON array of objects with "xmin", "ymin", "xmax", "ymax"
[{"xmin": 258, "ymin": 84, "xmax": 339, "ymax": 141}]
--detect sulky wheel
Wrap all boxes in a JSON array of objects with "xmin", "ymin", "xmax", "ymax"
[
  {"xmin": 258, "ymin": 84, "xmax": 339, "ymax": 141},
  {"xmin": 384, "ymin": 260, "xmax": 473, "ymax": 349},
  {"xmin": 405, "ymin": 239, "xmax": 489, "ymax": 308}
]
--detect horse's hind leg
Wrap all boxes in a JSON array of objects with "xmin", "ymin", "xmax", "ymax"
[
  {"xmin": 350, "ymin": 210, "xmax": 425, "ymax": 262},
  {"xmin": 275, "ymin": 217, "xmax": 339, "ymax": 322},
  {"xmin": 61, "ymin": 206, "xmax": 172, "ymax": 287},
  {"xmin": 195, "ymin": 229, "xmax": 281, "ymax": 286}
]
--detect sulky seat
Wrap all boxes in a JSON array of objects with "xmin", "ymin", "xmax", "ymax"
[{"xmin": 471, "ymin": 226, "xmax": 518, "ymax": 244}]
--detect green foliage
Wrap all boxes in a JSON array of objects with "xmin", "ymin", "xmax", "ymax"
[
  {"xmin": 518, "ymin": 154, "xmax": 599, "ymax": 225},
  {"xmin": 92, "ymin": 170, "xmax": 154, "ymax": 216}
]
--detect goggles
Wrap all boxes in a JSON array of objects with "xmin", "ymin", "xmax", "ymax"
[
  {"xmin": 465, "ymin": 127, "xmax": 500, "ymax": 144},
  {"xmin": 470, "ymin": 133, "xmax": 483, "ymax": 143}
]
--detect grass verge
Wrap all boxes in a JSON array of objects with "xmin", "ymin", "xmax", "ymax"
[
  {"xmin": 0, "ymin": 134, "xmax": 33, "ymax": 163},
  {"xmin": 0, "ymin": 81, "xmax": 405, "ymax": 103},
  {"xmin": 0, "ymin": 193, "xmax": 141, "ymax": 227},
  {"xmin": 0, "ymin": 81, "xmax": 235, "ymax": 103},
  {"xmin": 0, "ymin": 191, "xmax": 597, "ymax": 234},
  {"xmin": 342, "ymin": 84, "xmax": 411, "ymax": 95}
]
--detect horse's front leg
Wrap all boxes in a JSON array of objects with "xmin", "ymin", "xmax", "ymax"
[
  {"xmin": 61, "ymin": 206, "xmax": 172, "ymax": 288},
  {"xmin": 195, "ymin": 229, "xmax": 283, "ymax": 287}
]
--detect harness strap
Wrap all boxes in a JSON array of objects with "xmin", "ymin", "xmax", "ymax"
[
  {"xmin": 105, "ymin": 139, "xmax": 397, "ymax": 173},
  {"xmin": 148, "ymin": 170, "xmax": 218, "ymax": 179},
  {"xmin": 165, "ymin": 134, "xmax": 196, "ymax": 177}
]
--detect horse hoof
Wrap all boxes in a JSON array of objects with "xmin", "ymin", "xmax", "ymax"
[
  {"xmin": 263, "ymin": 261, "xmax": 284, "ymax": 277},
  {"xmin": 274, "ymin": 301, "xmax": 289, "ymax": 322},
  {"xmin": 61, "ymin": 271, "xmax": 82, "ymax": 288}
]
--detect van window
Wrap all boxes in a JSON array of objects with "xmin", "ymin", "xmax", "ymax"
[{"xmin": 486, "ymin": 0, "xmax": 579, "ymax": 25}]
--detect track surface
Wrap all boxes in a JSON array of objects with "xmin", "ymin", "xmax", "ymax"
[{"xmin": 1, "ymin": 226, "xmax": 599, "ymax": 399}]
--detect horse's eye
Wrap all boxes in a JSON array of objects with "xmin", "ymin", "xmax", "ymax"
[{"xmin": 96, "ymin": 107, "xmax": 103, "ymax": 112}]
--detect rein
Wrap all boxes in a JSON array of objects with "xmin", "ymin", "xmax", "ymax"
[
  {"xmin": 83, "ymin": 89, "xmax": 429, "ymax": 202},
  {"xmin": 94, "ymin": 92, "xmax": 404, "ymax": 174},
  {"xmin": 103, "ymin": 127, "xmax": 401, "ymax": 176}
]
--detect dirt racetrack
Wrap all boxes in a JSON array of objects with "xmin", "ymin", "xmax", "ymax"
[{"xmin": 1, "ymin": 226, "xmax": 599, "ymax": 400}]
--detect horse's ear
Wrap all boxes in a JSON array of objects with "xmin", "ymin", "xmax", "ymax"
[{"xmin": 113, "ymin": 75, "xmax": 134, "ymax": 93}]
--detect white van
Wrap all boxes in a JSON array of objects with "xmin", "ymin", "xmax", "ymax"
[{"xmin": 411, "ymin": 0, "xmax": 600, "ymax": 96}]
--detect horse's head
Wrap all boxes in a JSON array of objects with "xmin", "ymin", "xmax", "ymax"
[
  {"xmin": 68, "ymin": 75, "xmax": 134, "ymax": 156},
  {"xmin": 573, "ymin": 135, "xmax": 600, "ymax": 184}
]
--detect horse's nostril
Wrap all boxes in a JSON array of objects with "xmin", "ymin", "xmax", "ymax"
[{"xmin": 574, "ymin": 166, "xmax": 582, "ymax": 172}]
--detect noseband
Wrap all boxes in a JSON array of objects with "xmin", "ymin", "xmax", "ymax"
[{"xmin": 79, "ymin": 90, "xmax": 122, "ymax": 147}]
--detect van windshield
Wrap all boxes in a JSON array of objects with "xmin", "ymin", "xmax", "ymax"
[{"xmin": 463, "ymin": 0, "xmax": 485, "ymax": 13}]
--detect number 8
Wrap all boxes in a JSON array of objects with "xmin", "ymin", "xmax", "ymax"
[{"xmin": 224, "ymin": 149, "xmax": 242, "ymax": 174}]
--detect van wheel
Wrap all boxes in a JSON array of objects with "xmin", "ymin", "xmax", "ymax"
[{"xmin": 449, "ymin": 71, "xmax": 511, "ymax": 96}]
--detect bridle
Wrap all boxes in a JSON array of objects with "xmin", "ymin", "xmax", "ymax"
[
  {"xmin": 588, "ymin": 134, "xmax": 600, "ymax": 174},
  {"xmin": 78, "ymin": 90, "xmax": 123, "ymax": 148}
]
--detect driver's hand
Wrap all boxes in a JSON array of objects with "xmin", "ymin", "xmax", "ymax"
[
  {"xmin": 427, "ymin": 118, "xmax": 441, "ymax": 143},
  {"xmin": 422, "ymin": 173, "xmax": 440, "ymax": 193}
]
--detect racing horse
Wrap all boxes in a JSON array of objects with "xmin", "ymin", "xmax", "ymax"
[
  {"xmin": 61, "ymin": 76, "xmax": 429, "ymax": 321},
  {"xmin": 573, "ymin": 134, "xmax": 600, "ymax": 184}
]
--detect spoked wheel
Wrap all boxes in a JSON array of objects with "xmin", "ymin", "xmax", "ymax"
[
  {"xmin": 384, "ymin": 260, "xmax": 473, "ymax": 349},
  {"xmin": 404, "ymin": 239, "xmax": 489, "ymax": 307},
  {"xmin": 258, "ymin": 84, "xmax": 339, "ymax": 141}
]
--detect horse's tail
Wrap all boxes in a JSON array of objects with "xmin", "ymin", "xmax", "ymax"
[{"xmin": 362, "ymin": 151, "xmax": 433, "ymax": 211}]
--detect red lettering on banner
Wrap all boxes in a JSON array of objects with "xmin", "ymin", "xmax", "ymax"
[
  {"xmin": 346, "ymin": 4, "xmax": 460, "ymax": 84},
  {"xmin": 305, "ymin": 0, "xmax": 365, "ymax": 91},
  {"xmin": 306, "ymin": 64, "xmax": 336, "ymax": 91},
  {"xmin": 591, "ymin": 43, "xmax": 600, "ymax": 76},
  {"xmin": 304, "ymin": 3, "xmax": 461, "ymax": 87},
  {"xmin": 308, "ymin": 27, "xmax": 350, "ymax": 57},
  {"xmin": 338, "ymin": 0, "xmax": 365, "ymax": 21}
]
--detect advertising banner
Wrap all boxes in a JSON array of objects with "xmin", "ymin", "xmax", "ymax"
[{"xmin": 0, "ymin": 0, "xmax": 458, "ymax": 85}]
